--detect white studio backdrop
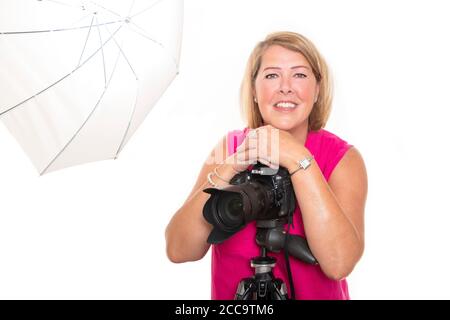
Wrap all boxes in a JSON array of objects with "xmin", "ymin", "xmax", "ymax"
[{"xmin": 1, "ymin": 0, "xmax": 450, "ymax": 299}]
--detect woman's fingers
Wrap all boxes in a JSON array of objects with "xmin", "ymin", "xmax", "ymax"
[
  {"xmin": 233, "ymin": 127, "xmax": 280, "ymax": 170},
  {"xmin": 236, "ymin": 148, "xmax": 257, "ymax": 165},
  {"xmin": 235, "ymin": 143, "xmax": 275, "ymax": 167},
  {"xmin": 227, "ymin": 147, "xmax": 256, "ymax": 172},
  {"xmin": 237, "ymin": 132, "xmax": 258, "ymax": 152}
]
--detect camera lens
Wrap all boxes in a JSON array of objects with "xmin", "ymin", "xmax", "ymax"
[{"xmin": 217, "ymin": 193, "xmax": 245, "ymax": 229}]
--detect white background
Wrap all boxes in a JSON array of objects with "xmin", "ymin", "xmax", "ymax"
[{"xmin": 1, "ymin": 0, "xmax": 450, "ymax": 299}]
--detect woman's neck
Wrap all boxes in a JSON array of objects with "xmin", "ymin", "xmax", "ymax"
[
  {"xmin": 288, "ymin": 121, "xmax": 309, "ymax": 146},
  {"xmin": 259, "ymin": 120, "xmax": 310, "ymax": 145}
]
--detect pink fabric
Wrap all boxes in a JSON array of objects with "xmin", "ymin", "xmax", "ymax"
[{"xmin": 211, "ymin": 128, "xmax": 353, "ymax": 300}]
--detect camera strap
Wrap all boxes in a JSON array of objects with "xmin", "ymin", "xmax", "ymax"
[{"xmin": 284, "ymin": 211, "xmax": 296, "ymax": 300}]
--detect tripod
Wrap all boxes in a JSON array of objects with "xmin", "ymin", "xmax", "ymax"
[{"xmin": 234, "ymin": 219, "xmax": 317, "ymax": 300}]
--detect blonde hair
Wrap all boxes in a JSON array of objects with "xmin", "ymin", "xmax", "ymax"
[{"xmin": 240, "ymin": 31, "xmax": 333, "ymax": 131}]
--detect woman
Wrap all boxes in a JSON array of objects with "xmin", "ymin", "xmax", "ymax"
[{"xmin": 165, "ymin": 31, "xmax": 368, "ymax": 300}]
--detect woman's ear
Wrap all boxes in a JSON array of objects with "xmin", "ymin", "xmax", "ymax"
[
  {"xmin": 252, "ymin": 88, "xmax": 257, "ymax": 103},
  {"xmin": 314, "ymin": 84, "xmax": 320, "ymax": 103}
]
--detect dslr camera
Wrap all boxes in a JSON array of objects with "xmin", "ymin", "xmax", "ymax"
[{"xmin": 203, "ymin": 162, "xmax": 296, "ymax": 244}]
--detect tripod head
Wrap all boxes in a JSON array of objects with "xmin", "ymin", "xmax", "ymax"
[{"xmin": 255, "ymin": 218, "xmax": 317, "ymax": 265}]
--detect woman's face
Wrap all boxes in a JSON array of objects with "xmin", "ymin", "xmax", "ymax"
[{"xmin": 254, "ymin": 45, "xmax": 319, "ymax": 132}]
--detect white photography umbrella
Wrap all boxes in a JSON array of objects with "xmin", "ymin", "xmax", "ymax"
[{"xmin": 0, "ymin": 0, "xmax": 183, "ymax": 174}]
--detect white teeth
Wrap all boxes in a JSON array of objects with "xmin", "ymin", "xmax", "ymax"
[{"xmin": 275, "ymin": 102, "xmax": 296, "ymax": 108}]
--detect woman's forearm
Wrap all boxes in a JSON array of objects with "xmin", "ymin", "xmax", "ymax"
[
  {"xmin": 286, "ymin": 150, "xmax": 363, "ymax": 280},
  {"xmin": 165, "ymin": 162, "xmax": 238, "ymax": 263},
  {"xmin": 165, "ymin": 182, "xmax": 213, "ymax": 263}
]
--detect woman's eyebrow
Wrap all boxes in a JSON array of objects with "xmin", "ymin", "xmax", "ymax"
[
  {"xmin": 263, "ymin": 65, "xmax": 310, "ymax": 71},
  {"xmin": 291, "ymin": 65, "xmax": 310, "ymax": 70}
]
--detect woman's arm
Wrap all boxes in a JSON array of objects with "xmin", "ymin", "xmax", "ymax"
[
  {"xmin": 286, "ymin": 146, "xmax": 368, "ymax": 280},
  {"xmin": 165, "ymin": 136, "xmax": 241, "ymax": 263},
  {"xmin": 231, "ymin": 125, "xmax": 367, "ymax": 279}
]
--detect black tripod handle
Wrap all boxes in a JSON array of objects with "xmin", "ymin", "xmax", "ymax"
[
  {"xmin": 256, "ymin": 228, "xmax": 318, "ymax": 265},
  {"xmin": 285, "ymin": 234, "xmax": 318, "ymax": 265}
]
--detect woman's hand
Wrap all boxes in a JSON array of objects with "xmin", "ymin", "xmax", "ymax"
[{"xmin": 226, "ymin": 125, "xmax": 306, "ymax": 172}]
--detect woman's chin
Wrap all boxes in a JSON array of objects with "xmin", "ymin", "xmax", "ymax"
[{"xmin": 266, "ymin": 119, "xmax": 297, "ymax": 131}]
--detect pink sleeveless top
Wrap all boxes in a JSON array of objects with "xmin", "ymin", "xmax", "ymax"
[{"xmin": 211, "ymin": 128, "xmax": 353, "ymax": 300}]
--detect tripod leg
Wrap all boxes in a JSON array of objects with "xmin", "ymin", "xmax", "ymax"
[
  {"xmin": 235, "ymin": 278, "xmax": 256, "ymax": 300},
  {"xmin": 271, "ymin": 279, "xmax": 289, "ymax": 300}
]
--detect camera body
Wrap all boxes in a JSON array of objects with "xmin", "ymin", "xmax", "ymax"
[{"xmin": 203, "ymin": 162, "xmax": 297, "ymax": 244}]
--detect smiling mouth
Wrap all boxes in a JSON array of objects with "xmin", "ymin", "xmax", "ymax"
[{"xmin": 273, "ymin": 101, "xmax": 298, "ymax": 111}]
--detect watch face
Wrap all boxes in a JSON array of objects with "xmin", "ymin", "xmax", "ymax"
[{"xmin": 299, "ymin": 157, "xmax": 312, "ymax": 169}]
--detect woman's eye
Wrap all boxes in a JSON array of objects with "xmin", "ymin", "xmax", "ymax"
[
  {"xmin": 294, "ymin": 73, "xmax": 307, "ymax": 78},
  {"xmin": 265, "ymin": 73, "xmax": 278, "ymax": 79}
]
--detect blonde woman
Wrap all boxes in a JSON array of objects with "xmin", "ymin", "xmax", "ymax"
[{"xmin": 166, "ymin": 31, "xmax": 368, "ymax": 300}]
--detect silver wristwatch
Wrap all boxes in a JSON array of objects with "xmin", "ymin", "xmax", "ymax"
[{"xmin": 290, "ymin": 155, "xmax": 314, "ymax": 176}]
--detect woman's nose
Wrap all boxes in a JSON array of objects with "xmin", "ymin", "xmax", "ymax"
[{"xmin": 278, "ymin": 77, "xmax": 293, "ymax": 94}]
